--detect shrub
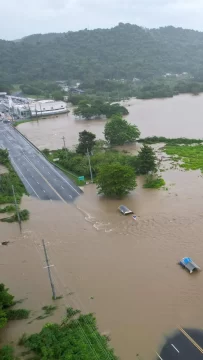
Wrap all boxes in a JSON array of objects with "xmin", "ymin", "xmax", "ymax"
[
  {"xmin": 1, "ymin": 209, "xmax": 30, "ymax": 223},
  {"xmin": 143, "ymin": 174, "xmax": 165, "ymax": 189},
  {"xmin": 6, "ymin": 309, "xmax": 30, "ymax": 320},
  {"xmin": 0, "ymin": 345, "xmax": 16, "ymax": 360}
]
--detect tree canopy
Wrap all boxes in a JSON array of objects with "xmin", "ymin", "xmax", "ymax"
[
  {"xmin": 96, "ymin": 163, "xmax": 136, "ymax": 197},
  {"xmin": 2, "ymin": 24, "xmax": 203, "ymax": 84},
  {"xmin": 74, "ymin": 99, "xmax": 128, "ymax": 119},
  {"xmin": 104, "ymin": 115, "xmax": 140, "ymax": 145},
  {"xmin": 21, "ymin": 308, "xmax": 118, "ymax": 360},
  {"xmin": 76, "ymin": 130, "xmax": 96, "ymax": 155},
  {"xmin": 136, "ymin": 144, "xmax": 157, "ymax": 175}
]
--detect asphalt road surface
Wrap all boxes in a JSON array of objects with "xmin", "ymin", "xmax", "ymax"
[
  {"xmin": 156, "ymin": 328, "xmax": 203, "ymax": 360},
  {"xmin": 0, "ymin": 123, "xmax": 82, "ymax": 202}
]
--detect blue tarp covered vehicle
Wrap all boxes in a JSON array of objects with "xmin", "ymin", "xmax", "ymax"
[{"xmin": 179, "ymin": 257, "xmax": 200, "ymax": 273}]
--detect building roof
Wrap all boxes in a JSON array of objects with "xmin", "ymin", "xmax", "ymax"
[{"xmin": 29, "ymin": 100, "xmax": 67, "ymax": 112}]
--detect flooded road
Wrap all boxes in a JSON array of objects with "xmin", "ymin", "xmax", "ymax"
[{"xmin": 2, "ymin": 94, "xmax": 203, "ymax": 359}]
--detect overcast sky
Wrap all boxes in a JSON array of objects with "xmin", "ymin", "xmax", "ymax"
[{"xmin": 1, "ymin": 0, "xmax": 203, "ymax": 40}]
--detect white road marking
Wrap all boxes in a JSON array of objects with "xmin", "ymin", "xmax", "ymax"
[
  {"xmin": 37, "ymin": 181, "xmax": 39, "ymax": 184},
  {"xmin": 38, "ymin": 155, "xmax": 81, "ymax": 195},
  {"xmin": 156, "ymin": 352, "xmax": 163, "ymax": 360},
  {"xmin": 171, "ymin": 344, "xmax": 179, "ymax": 353},
  {"xmin": 8, "ymin": 127, "xmax": 81, "ymax": 196},
  {"xmin": 69, "ymin": 195, "xmax": 72, "ymax": 199},
  {"xmin": 48, "ymin": 172, "xmax": 50, "ymax": 174},
  {"xmin": 43, "ymin": 190, "xmax": 46, "ymax": 193},
  {"xmin": 61, "ymin": 186, "xmax": 64, "ymax": 189},
  {"xmin": 10, "ymin": 159, "xmax": 40, "ymax": 198}
]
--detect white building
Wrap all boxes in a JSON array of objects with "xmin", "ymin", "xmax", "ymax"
[
  {"xmin": 12, "ymin": 104, "xmax": 31, "ymax": 118},
  {"xmin": 29, "ymin": 100, "xmax": 68, "ymax": 117}
]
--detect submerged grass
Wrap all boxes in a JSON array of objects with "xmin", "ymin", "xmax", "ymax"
[
  {"xmin": 164, "ymin": 144, "xmax": 203, "ymax": 171},
  {"xmin": 143, "ymin": 175, "xmax": 165, "ymax": 189},
  {"xmin": 139, "ymin": 136, "xmax": 203, "ymax": 145}
]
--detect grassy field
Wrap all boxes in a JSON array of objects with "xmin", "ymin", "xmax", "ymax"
[{"xmin": 164, "ymin": 144, "xmax": 203, "ymax": 171}]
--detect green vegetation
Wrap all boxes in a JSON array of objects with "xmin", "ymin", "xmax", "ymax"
[
  {"xmin": 0, "ymin": 209, "xmax": 30, "ymax": 223},
  {"xmin": 164, "ymin": 144, "xmax": 203, "ymax": 171},
  {"xmin": 0, "ymin": 150, "xmax": 26, "ymax": 204},
  {"xmin": 0, "ymin": 283, "xmax": 30, "ymax": 329},
  {"xmin": 43, "ymin": 128, "xmax": 168, "ymax": 196},
  {"xmin": 96, "ymin": 163, "xmax": 136, "ymax": 197},
  {"xmin": 0, "ymin": 345, "xmax": 17, "ymax": 360},
  {"xmin": 6, "ymin": 309, "xmax": 30, "ymax": 320},
  {"xmin": 138, "ymin": 136, "xmax": 203, "ymax": 145},
  {"xmin": 42, "ymin": 305, "xmax": 57, "ymax": 315},
  {"xmin": 19, "ymin": 307, "xmax": 118, "ymax": 360},
  {"xmin": 19, "ymin": 81, "xmax": 65, "ymax": 100},
  {"xmin": 76, "ymin": 130, "xmax": 96, "ymax": 155},
  {"xmin": 3, "ymin": 24, "xmax": 203, "ymax": 84},
  {"xmin": 136, "ymin": 144, "xmax": 157, "ymax": 175},
  {"xmin": 36, "ymin": 305, "xmax": 57, "ymax": 320},
  {"xmin": 13, "ymin": 119, "xmax": 33, "ymax": 127},
  {"xmin": 0, "ymin": 205, "xmax": 16, "ymax": 213},
  {"xmin": 143, "ymin": 174, "xmax": 165, "ymax": 189},
  {"xmin": 104, "ymin": 115, "xmax": 140, "ymax": 146},
  {"xmin": 78, "ymin": 76, "xmax": 203, "ymax": 102},
  {"xmin": 0, "ymin": 149, "xmax": 29, "ymax": 222},
  {"xmin": 74, "ymin": 99, "xmax": 128, "ymax": 119},
  {"xmin": 44, "ymin": 146, "xmax": 138, "ymax": 181}
]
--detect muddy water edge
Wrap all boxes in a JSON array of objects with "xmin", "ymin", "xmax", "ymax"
[{"xmin": 1, "ymin": 95, "xmax": 203, "ymax": 360}]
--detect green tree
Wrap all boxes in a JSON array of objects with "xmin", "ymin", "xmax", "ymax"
[
  {"xmin": 52, "ymin": 91, "xmax": 64, "ymax": 101},
  {"xmin": 0, "ymin": 345, "xmax": 16, "ymax": 360},
  {"xmin": 21, "ymin": 307, "xmax": 118, "ymax": 360},
  {"xmin": 96, "ymin": 163, "xmax": 136, "ymax": 197},
  {"xmin": 0, "ymin": 149, "xmax": 9, "ymax": 165},
  {"xmin": 136, "ymin": 144, "xmax": 157, "ymax": 175},
  {"xmin": 0, "ymin": 307, "xmax": 7, "ymax": 329},
  {"xmin": 76, "ymin": 130, "xmax": 96, "ymax": 155},
  {"xmin": 0, "ymin": 284, "xmax": 14, "ymax": 329},
  {"xmin": 104, "ymin": 115, "xmax": 140, "ymax": 145}
]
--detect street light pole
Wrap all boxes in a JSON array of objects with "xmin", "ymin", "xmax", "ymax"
[{"xmin": 87, "ymin": 148, "xmax": 93, "ymax": 183}]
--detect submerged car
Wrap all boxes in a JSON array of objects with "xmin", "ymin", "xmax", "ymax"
[
  {"xmin": 179, "ymin": 257, "xmax": 200, "ymax": 273},
  {"xmin": 118, "ymin": 205, "xmax": 133, "ymax": 215}
]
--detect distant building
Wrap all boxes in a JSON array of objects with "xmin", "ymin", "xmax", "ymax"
[
  {"xmin": 29, "ymin": 100, "xmax": 68, "ymax": 117},
  {"xmin": 13, "ymin": 104, "xmax": 31, "ymax": 118}
]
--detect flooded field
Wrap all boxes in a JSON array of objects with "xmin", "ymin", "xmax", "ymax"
[
  {"xmin": 2, "ymin": 94, "xmax": 203, "ymax": 359},
  {"xmin": 17, "ymin": 93, "xmax": 203, "ymax": 150}
]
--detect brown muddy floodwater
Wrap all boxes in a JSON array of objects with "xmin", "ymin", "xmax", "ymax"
[
  {"xmin": 18, "ymin": 93, "xmax": 203, "ymax": 150},
  {"xmin": 1, "ymin": 94, "xmax": 203, "ymax": 360}
]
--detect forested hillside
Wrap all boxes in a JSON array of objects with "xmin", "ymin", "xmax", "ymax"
[{"xmin": 1, "ymin": 23, "xmax": 203, "ymax": 84}]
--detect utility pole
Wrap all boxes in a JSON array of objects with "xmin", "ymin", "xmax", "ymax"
[
  {"xmin": 62, "ymin": 136, "xmax": 66, "ymax": 149},
  {"xmin": 12, "ymin": 185, "xmax": 21, "ymax": 233},
  {"xmin": 62, "ymin": 136, "xmax": 68, "ymax": 158},
  {"xmin": 87, "ymin": 148, "xmax": 93, "ymax": 183},
  {"xmin": 42, "ymin": 239, "xmax": 56, "ymax": 300}
]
